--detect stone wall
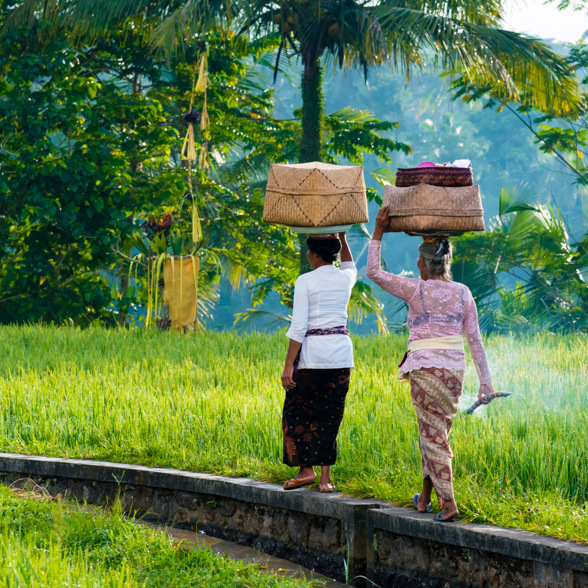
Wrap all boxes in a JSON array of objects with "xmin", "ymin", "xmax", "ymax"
[{"xmin": 367, "ymin": 507, "xmax": 588, "ymax": 588}]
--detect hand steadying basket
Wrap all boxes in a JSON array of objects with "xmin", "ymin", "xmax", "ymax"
[
  {"xmin": 263, "ymin": 162, "xmax": 368, "ymax": 228},
  {"xmin": 383, "ymin": 184, "xmax": 485, "ymax": 234}
]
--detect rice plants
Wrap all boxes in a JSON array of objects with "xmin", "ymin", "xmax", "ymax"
[
  {"xmin": 0, "ymin": 325, "xmax": 586, "ymax": 543},
  {"xmin": 0, "ymin": 485, "xmax": 314, "ymax": 587}
]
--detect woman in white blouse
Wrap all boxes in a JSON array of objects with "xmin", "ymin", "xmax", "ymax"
[{"xmin": 281, "ymin": 233, "xmax": 356, "ymax": 493}]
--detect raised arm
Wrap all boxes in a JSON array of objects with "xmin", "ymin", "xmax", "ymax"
[
  {"xmin": 338, "ymin": 232, "xmax": 357, "ymax": 285},
  {"xmin": 366, "ymin": 206, "xmax": 419, "ymax": 302},
  {"xmin": 339, "ymin": 232, "xmax": 353, "ymax": 263}
]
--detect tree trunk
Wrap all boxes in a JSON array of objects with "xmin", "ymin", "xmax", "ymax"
[
  {"xmin": 300, "ymin": 58, "xmax": 324, "ymax": 163},
  {"xmin": 298, "ymin": 58, "xmax": 325, "ymax": 274}
]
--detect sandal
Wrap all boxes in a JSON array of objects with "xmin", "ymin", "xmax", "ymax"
[
  {"xmin": 283, "ymin": 477, "xmax": 316, "ymax": 490},
  {"xmin": 433, "ymin": 511, "xmax": 459, "ymax": 523},
  {"xmin": 412, "ymin": 493, "xmax": 432, "ymax": 513}
]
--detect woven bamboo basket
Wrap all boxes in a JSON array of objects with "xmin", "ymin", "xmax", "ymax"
[
  {"xmin": 263, "ymin": 162, "xmax": 368, "ymax": 227},
  {"xmin": 383, "ymin": 184, "xmax": 485, "ymax": 232},
  {"xmin": 395, "ymin": 166, "xmax": 473, "ymax": 187}
]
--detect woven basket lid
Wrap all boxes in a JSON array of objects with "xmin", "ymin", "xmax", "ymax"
[{"xmin": 266, "ymin": 161, "xmax": 366, "ymax": 196}]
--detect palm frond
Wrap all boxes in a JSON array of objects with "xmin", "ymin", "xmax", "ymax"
[
  {"xmin": 1, "ymin": 0, "xmax": 41, "ymax": 36},
  {"xmin": 256, "ymin": 47, "xmax": 297, "ymax": 83},
  {"xmin": 196, "ymin": 276, "xmax": 221, "ymax": 327},
  {"xmin": 233, "ymin": 308, "xmax": 291, "ymax": 331},
  {"xmin": 498, "ymin": 185, "xmax": 538, "ymax": 216},
  {"xmin": 370, "ymin": 167, "xmax": 397, "ymax": 186},
  {"xmin": 66, "ymin": 0, "xmax": 153, "ymax": 40},
  {"xmin": 348, "ymin": 279, "xmax": 389, "ymax": 334},
  {"xmin": 149, "ymin": 0, "xmax": 233, "ymax": 59},
  {"xmin": 328, "ymin": 106, "xmax": 378, "ymax": 123},
  {"xmin": 373, "ymin": 5, "xmax": 582, "ymax": 116}
]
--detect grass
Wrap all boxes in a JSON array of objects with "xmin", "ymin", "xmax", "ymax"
[
  {"xmin": 0, "ymin": 484, "xmax": 316, "ymax": 587},
  {"xmin": 0, "ymin": 325, "xmax": 586, "ymax": 544}
]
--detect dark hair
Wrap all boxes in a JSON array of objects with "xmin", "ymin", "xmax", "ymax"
[
  {"xmin": 306, "ymin": 237, "xmax": 341, "ymax": 263},
  {"xmin": 418, "ymin": 238, "xmax": 453, "ymax": 280}
]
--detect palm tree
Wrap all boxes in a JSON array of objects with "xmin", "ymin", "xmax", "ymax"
[
  {"xmin": 453, "ymin": 187, "xmax": 588, "ymax": 333},
  {"xmin": 11, "ymin": 0, "xmax": 579, "ymax": 273},
  {"xmin": 6, "ymin": 0, "xmax": 581, "ymax": 163},
  {"xmin": 4, "ymin": 1, "xmax": 583, "ymax": 276}
]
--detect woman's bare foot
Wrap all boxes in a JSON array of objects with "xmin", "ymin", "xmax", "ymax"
[
  {"xmin": 318, "ymin": 465, "xmax": 335, "ymax": 493},
  {"xmin": 416, "ymin": 476, "xmax": 433, "ymax": 511},
  {"xmin": 415, "ymin": 495, "xmax": 431, "ymax": 512},
  {"xmin": 435, "ymin": 498, "xmax": 459, "ymax": 521}
]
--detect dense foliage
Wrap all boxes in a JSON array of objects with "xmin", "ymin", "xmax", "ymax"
[
  {"xmin": 0, "ymin": 21, "xmax": 182, "ymax": 324},
  {"xmin": 0, "ymin": 4, "xmax": 409, "ymax": 327},
  {"xmin": 453, "ymin": 188, "xmax": 587, "ymax": 333},
  {"xmin": 0, "ymin": 1, "xmax": 586, "ymax": 332}
]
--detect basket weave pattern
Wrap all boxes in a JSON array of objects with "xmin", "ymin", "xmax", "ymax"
[
  {"xmin": 396, "ymin": 167, "xmax": 473, "ymax": 187},
  {"xmin": 383, "ymin": 184, "xmax": 485, "ymax": 232},
  {"xmin": 263, "ymin": 162, "xmax": 368, "ymax": 227}
]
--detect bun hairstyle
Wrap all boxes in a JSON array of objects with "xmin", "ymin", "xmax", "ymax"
[
  {"xmin": 418, "ymin": 238, "xmax": 453, "ymax": 280},
  {"xmin": 306, "ymin": 237, "xmax": 341, "ymax": 263}
]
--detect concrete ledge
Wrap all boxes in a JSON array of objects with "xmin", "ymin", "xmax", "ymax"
[
  {"xmin": 0, "ymin": 452, "xmax": 378, "ymax": 518},
  {"xmin": 367, "ymin": 507, "xmax": 588, "ymax": 587},
  {"xmin": 1, "ymin": 453, "xmax": 587, "ymax": 587},
  {"xmin": 370, "ymin": 506, "xmax": 588, "ymax": 572}
]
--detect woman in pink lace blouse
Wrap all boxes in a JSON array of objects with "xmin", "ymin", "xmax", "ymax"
[{"xmin": 367, "ymin": 205, "xmax": 495, "ymax": 522}]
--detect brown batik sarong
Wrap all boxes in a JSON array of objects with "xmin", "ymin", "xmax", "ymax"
[
  {"xmin": 409, "ymin": 366, "xmax": 464, "ymax": 502},
  {"xmin": 282, "ymin": 368, "xmax": 350, "ymax": 467}
]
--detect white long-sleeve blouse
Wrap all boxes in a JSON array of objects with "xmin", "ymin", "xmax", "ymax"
[{"xmin": 286, "ymin": 262, "xmax": 357, "ymax": 369}]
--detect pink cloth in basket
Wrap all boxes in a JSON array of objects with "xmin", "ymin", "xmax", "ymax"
[{"xmin": 366, "ymin": 240, "xmax": 491, "ymax": 384}]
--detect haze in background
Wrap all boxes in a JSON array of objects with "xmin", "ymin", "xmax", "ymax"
[
  {"xmin": 214, "ymin": 0, "xmax": 588, "ymax": 331},
  {"xmin": 502, "ymin": 0, "xmax": 588, "ymax": 42}
]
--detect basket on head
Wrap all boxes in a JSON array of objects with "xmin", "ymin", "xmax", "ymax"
[
  {"xmin": 263, "ymin": 162, "xmax": 368, "ymax": 227},
  {"xmin": 383, "ymin": 184, "xmax": 485, "ymax": 233},
  {"xmin": 396, "ymin": 166, "xmax": 473, "ymax": 187}
]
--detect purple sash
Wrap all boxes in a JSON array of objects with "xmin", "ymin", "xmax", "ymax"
[{"xmin": 293, "ymin": 325, "xmax": 350, "ymax": 372}]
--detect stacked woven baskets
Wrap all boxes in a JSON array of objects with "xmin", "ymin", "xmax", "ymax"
[
  {"xmin": 263, "ymin": 162, "xmax": 368, "ymax": 232},
  {"xmin": 383, "ymin": 164, "xmax": 485, "ymax": 234}
]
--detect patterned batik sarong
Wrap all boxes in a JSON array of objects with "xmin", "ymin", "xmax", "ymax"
[
  {"xmin": 409, "ymin": 366, "xmax": 465, "ymax": 502},
  {"xmin": 282, "ymin": 368, "xmax": 350, "ymax": 467}
]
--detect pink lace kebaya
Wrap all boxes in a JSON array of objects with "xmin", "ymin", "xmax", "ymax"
[{"xmin": 366, "ymin": 240, "xmax": 491, "ymax": 384}]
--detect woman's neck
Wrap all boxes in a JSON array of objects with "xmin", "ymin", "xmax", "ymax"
[{"xmin": 422, "ymin": 273, "xmax": 450, "ymax": 282}]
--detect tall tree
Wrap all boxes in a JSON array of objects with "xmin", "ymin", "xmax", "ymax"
[
  {"xmin": 5, "ymin": 1, "xmax": 582, "ymax": 274},
  {"xmin": 2, "ymin": 0, "xmax": 585, "ymax": 330}
]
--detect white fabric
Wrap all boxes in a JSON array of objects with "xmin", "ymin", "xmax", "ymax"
[
  {"xmin": 407, "ymin": 335, "xmax": 464, "ymax": 352},
  {"xmin": 400, "ymin": 335, "xmax": 465, "ymax": 382},
  {"xmin": 286, "ymin": 262, "xmax": 357, "ymax": 369}
]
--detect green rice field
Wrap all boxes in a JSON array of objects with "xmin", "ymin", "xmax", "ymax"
[
  {"xmin": 0, "ymin": 484, "xmax": 312, "ymax": 587},
  {"xmin": 0, "ymin": 326, "xmax": 586, "ymax": 544}
]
